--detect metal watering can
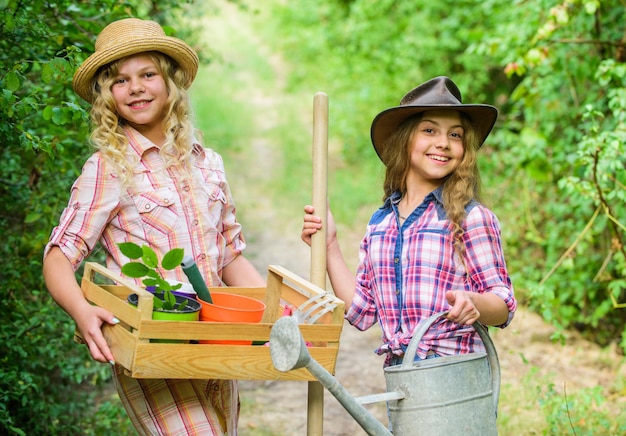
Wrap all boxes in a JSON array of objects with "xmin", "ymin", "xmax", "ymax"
[{"xmin": 270, "ymin": 311, "xmax": 500, "ymax": 436}]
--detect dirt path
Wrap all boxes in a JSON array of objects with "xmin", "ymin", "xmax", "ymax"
[{"xmin": 196, "ymin": 4, "xmax": 626, "ymax": 435}]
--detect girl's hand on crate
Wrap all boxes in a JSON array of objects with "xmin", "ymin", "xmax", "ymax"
[
  {"xmin": 43, "ymin": 247, "xmax": 118, "ymax": 364},
  {"xmin": 75, "ymin": 304, "xmax": 119, "ymax": 365}
]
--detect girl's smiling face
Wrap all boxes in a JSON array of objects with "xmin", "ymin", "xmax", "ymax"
[
  {"xmin": 111, "ymin": 54, "xmax": 168, "ymax": 142},
  {"xmin": 406, "ymin": 109, "xmax": 465, "ymax": 191}
]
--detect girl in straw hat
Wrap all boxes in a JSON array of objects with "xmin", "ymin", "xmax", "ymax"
[
  {"xmin": 43, "ymin": 18, "xmax": 264, "ymax": 435},
  {"xmin": 301, "ymin": 76, "xmax": 516, "ymax": 370}
]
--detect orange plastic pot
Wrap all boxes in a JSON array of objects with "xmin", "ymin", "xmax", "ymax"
[{"xmin": 198, "ymin": 292, "xmax": 266, "ymax": 345}]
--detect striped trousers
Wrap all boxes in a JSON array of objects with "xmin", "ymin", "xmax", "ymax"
[{"xmin": 113, "ymin": 365, "xmax": 239, "ymax": 435}]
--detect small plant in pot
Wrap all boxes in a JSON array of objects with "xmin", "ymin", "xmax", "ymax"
[{"xmin": 118, "ymin": 242, "xmax": 201, "ymax": 319}]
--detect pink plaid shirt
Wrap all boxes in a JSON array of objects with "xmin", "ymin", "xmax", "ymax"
[
  {"xmin": 45, "ymin": 126, "xmax": 246, "ymax": 287},
  {"xmin": 346, "ymin": 188, "xmax": 516, "ymax": 364}
]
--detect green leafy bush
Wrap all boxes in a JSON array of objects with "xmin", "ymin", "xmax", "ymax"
[{"xmin": 0, "ymin": 0, "xmax": 202, "ymax": 433}]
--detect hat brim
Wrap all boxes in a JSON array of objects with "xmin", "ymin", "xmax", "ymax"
[
  {"xmin": 72, "ymin": 37, "xmax": 198, "ymax": 103},
  {"xmin": 370, "ymin": 104, "xmax": 498, "ymax": 163}
]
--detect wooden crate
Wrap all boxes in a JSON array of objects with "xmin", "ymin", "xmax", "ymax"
[{"xmin": 78, "ymin": 262, "xmax": 345, "ymax": 380}]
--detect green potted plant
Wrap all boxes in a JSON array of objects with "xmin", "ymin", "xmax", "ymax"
[{"xmin": 118, "ymin": 242, "xmax": 201, "ymax": 323}]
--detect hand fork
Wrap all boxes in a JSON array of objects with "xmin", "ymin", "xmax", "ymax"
[{"xmin": 292, "ymin": 292, "xmax": 338, "ymax": 324}]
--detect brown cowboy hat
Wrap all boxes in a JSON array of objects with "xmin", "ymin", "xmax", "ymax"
[
  {"xmin": 370, "ymin": 76, "xmax": 498, "ymax": 163},
  {"xmin": 72, "ymin": 18, "xmax": 199, "ymax": 103}
]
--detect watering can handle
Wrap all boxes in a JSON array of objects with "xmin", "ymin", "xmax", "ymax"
[{"xmin": 401, "ymin": 310, "xmax": 501, "ymax": 412}]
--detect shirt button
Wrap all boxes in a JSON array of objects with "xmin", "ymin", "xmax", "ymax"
[
  {"xmin": 200, "ymin": 254, "xmax": 206, "ymax": 260},
  {"xmin": 394, "ymin": 258, "xmax": 399, "ymax": 263},
  {"xmin": 183, "ymin": 186, "xmax": 190, "ymax": 192},
  {"xmin": 396, "ymin": 289, "xmax": 400, "ymax": 295},
  {"xmin": 145, "ymin": 204, "xmax": 151, "ymax": 210},
  {"xmin": 163, "ymin": 198, "xmax": 169, "ymax": 204},
  {"xmin": 193, "ymin": 219, "xmax": 199, "ymax": 225}
]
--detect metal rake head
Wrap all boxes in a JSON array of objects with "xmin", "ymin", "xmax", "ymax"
[{"xmin": 292, "ymin": 292, "xmax": 338, "ymax": 324}]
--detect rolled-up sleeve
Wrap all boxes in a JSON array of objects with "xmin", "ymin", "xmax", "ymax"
[
  {"xmin": 346, "ymin": 234, "xmax": 378, "ymax": 330},
  {"xmin": 44, "ymin": 153, "xmax": 121, "ymax": 270}
]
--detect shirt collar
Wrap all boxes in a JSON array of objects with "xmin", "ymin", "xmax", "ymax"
[
  {"xmin": 124, "ymin": 125, "xmax": 204, "ymax": 158},
  {"xmin": 385, "ymin": 186, "xmax": 444, "ymax": 209},
  {"xmin": 125, "ymin": 126, "xmax": 158, "ymax": 157}
]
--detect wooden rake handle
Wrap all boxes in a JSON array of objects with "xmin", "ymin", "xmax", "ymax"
[
  {"xmin": 307, "ymin": 92, "xmax": 330, "ymax": 436},
  {"xmin": 310, "ymin": 92, "xmax": 328, "ymax": 290}
]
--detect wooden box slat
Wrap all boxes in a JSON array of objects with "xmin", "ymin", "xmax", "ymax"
[
  {"xmin": 135, "ymin": 321, "xmax": 341, "ymax": 342},
  {"xmin": 82, "ymin": 282, "xmax": 145, "ymax": 329},
  {"xmin": 128, "ymin": 344, "xmax": 338, "ymax": 380}
]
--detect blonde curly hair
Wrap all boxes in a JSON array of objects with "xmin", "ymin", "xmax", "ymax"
[
  {"xmin": 88, "ymin": 52, "xmax": 197, "ymax": 186},
  {"xmin": 380, "ymin": 111, "xmax": 482, "ymax": 261}
]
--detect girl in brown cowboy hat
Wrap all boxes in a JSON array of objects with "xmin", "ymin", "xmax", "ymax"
[
  {"xmin": 301, "ymin": 76, "xmax": 516, "ymax": 369},
  {"xmin": 43, "ymin": 18, "xmax": 264, "ymax": 435}
]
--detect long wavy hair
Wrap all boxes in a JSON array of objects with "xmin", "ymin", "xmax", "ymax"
[
  {"xmin": 380, "ymin": 111, "xmax": 482, "ymax": 261},
  {"xmin": 88, "ymin": 52, "xmax": 197, "ymax": 187}
]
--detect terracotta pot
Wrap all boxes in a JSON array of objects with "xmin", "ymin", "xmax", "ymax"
[{"xmin": 198, "ymin": 292, "xmax": 266, "ymax": 345}]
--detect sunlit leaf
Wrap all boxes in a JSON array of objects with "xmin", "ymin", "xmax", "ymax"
[
  {"xmin": 118, "ymin": 242, "xmax": 143, "ymax": 259},
  {"xmin": 162, "ymin": 248, "xmax": 184, "ymax": 270},
  {"xmin": 4, "ymin": 71, "xmax": 21, "ymax": 92},
  {"xmin": 121, "ymin": 262, "xmax": 150, "ymax": 278},
  {"xmin": 141, "ymin": 245, "xmax": 158, "ymax": 268}
]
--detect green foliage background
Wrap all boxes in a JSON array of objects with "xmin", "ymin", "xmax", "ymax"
[
  {"xmin": 261, "ymin": 0, "xmax": 626, "ymax": 347},
  {"xmin": 1, "ymin": 0, "xmax": 624, "ymax": 433}
]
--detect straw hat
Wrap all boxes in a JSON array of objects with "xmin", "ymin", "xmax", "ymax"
[
  {"xmin": 370, "ymin": 76, "xmax": 498, "ymax": 163},
  {"xmin": 72, "ymin": 18, "xmax": 199, "ymax": 102}
]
